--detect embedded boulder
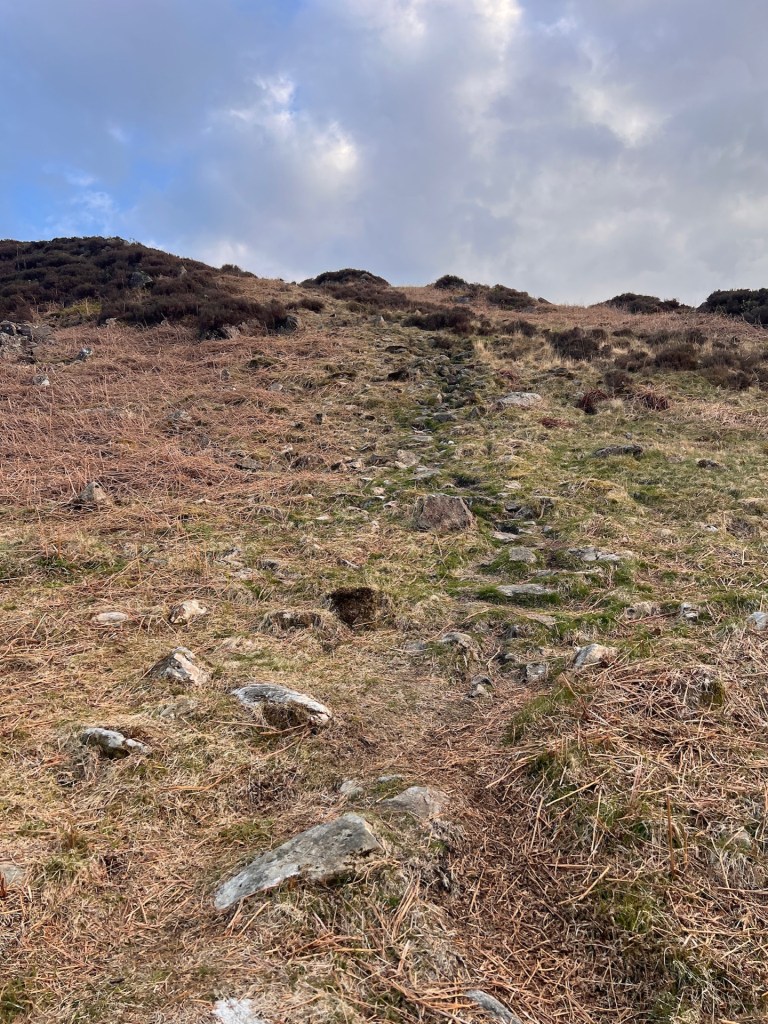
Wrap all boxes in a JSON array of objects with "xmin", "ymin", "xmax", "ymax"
[
  {"xmin": 213, "ymin": 813, "xmax": 383, "ymax": 910},
  {"xmin": 169, "ymin": 599, "xmax": 209, "ymax": 625},
  {"xmin": 573, "ymin": 643, "xmax": 618, "ymax": 670},
  {"xmin": 147, "ymin": 646, "xmax": 209, "ymax": 685},
  {"xmin": 380, "ymin": 786, "xmax": 446, "ymax": 821},
  {"xmin": 232, "ymin": 683, "xmax": 332, "ymax": 729},
  {"xmin": 81, "ymin": 727, "xmax": 150, "ymax": 757}
]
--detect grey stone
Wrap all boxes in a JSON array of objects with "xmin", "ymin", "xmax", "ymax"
[
  {"xmin": 380, "ymin": 786, "xmax": 445, "ymax": 821},
  {"xmin": 466, "ymin": 989, "xmax": 522, "ymax": 1024},
  {"xmin": 467, "ymin": 674, "xmax": 494, "ymax": 698},
  {"xmin": 338, "ymin": 779, "xmax": 364, "ymax": 799},
  {"xmin": 0, "ymin": 861, "xmax": 26, "ymax": 890},
  {"xmin": 32, "ymin": 373, "xmax": 50, "ymax": 388},
  {"xmin": 235, "ymin": 456, "xmax": 261, "ymax": 471},
  {"xmin": 213, "ymin": 813, "xmax": 383, "ymax": 910},
  {"xmin": 414, "ymin": 493, "xmax": 474, "ymax": 532},
  {"xmin": 498, "ymin": 392, "xmax": 542, "ymax": 408},
  {"xmin": 573, "ymin": 643, "xmax": 617, "ymax": 670},
  {"xmin": 73, "ymin": 480, "xmax": 112, "ymax": 508},
  {"xmin": 679, "ymin": 603, "xmax": 700, "ymax": 622},
  {"xmin": 438, "ymin": 631, "xmax": 475, "ymax": 650},
  {"xmin": 524, "ymin": 662, "xmax": 549, "ymax": 683},
  {"xmin": 503, "ymin": 547, "xmax": 537, "ymax": 564},
  {"xmin": 568, "ymin": 547, "xmax": 622, "ymax": 563},
  {"xmin": 233, "ymin": 683, "xmax": 332, "ymax": 729},
  {"xmin": 148, "ymin": 646, "xmax": 210, "ymax": 685},
  {"xmin": 91, "ymin": 611, "xmax": 129, "ymax": 626},
  {"xmin": 592, "ymin": 444, "xmax": 644, "ymax": 458},
  {"xmin": 81, "ymin": 727, "xmax": 150, "ymax": 757},
  {"xmin": 169, "ymin": 599, "xmax": 209, "ymax": 625},
  {"xmin": 747, "ymin": 611, "xmax": 768, "ymax": 632},
  {"xmin": 495, "ymin": 584, "xmax": 556, "ymax": 600}
]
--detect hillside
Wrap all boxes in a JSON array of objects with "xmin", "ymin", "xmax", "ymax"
[{"xmin": 2, "ymin": 242, "xmax": 768, "ymax": 1024}]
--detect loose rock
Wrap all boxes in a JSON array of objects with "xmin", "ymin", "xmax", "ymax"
[
  {"xmin": 213, "ymin": 813, "xmax": 383, "ymax": 910},
  {"xmin": 0, "ymin": 861, "xmax": 26, "ymax": 890},
  {"xmin": 679, "ymin": 603, "xmax": 700, "ymax": 622},
  {"xmin": 380, "ymin": 786, "xmax": 445, "ymax": 821},
  {"xmin": 147, "ymin": 647, "xmax": 210, "ymax": 685},
  {"xmin": 169, "ymin": 598, "xmax": 209, "ymax": 625},
  {"xmin": 568, "ymin": 547, "xmax": 622, "ymax": 563},
  {"xmin": 466, "ymin": 989, "xmax": 522, "ymax": 1024},
  {"xmin": 495, "ymin": 584, "xmax": 557, "ymax": 600},
  {"xmin": 81, "ymin": 727, "xmax": 150, "ymax": 757},
  {"xmin": 233, "ymin": 683, "xmax": 332, "ymax": 729},
  {"xmin": 747, "ymin": 611, "xmax": 768, "ymax": 632},
  {"xmin": 573, "ymin": 643, "xmax": 618, "ymax": 670},
  {"xmin": 524, "ymin": 662, "xmax": 549, "ymax": 683},
  {"xmin": 497, "ymin": 392, "xmax": 542, "ymax": 408},
  {"xmin": 625, "ymin": 601, "xmax": 659, "ymax": 619},
  {"xmin": 413, "ymin": 493, "xmax": 474, "ymax": 532},
  {"xmin": 467, "ymin": 674, "xmax": 494, "ymax": 698},
  {"xmin": 503, "ymin": 547, "xmax": 537, "ymax": 564},
  {"xmin": 73, "ymin": 481, "xmax": 112, "ymax": 509},
  {"xmin": 91, "ymin": 611, "xmax": 129, "ymax": 626}
]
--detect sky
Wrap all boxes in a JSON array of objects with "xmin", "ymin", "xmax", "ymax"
[{"xmin": 0, "ymin": 0, "xmax": 765, "ymax": 304}]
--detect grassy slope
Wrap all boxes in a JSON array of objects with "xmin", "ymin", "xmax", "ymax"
[{"xmin": 2, "ymin": 278, "xmax": 768, "ymax": 1024}]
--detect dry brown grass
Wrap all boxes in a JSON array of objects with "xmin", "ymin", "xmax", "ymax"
[{"xmin": 2, "ymin": 275, "xmax": 768, "ymax": 1024}]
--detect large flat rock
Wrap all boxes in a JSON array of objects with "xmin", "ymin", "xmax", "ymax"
[
  {"xmin": 232, "ymin": 683, "xmax": 332, "ymax": 729},
  {"xmin": 214, "ymin": 813, "xmax": 383, "ymax": 910}
]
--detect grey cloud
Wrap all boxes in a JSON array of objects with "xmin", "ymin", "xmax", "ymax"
[{"xmin": 0, "ymin": 0, "xmax": 765, "ymax": 302}]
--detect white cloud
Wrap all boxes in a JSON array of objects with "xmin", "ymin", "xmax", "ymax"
[{"xmin": 0, "ymin": 0, "xmax": 765, "ymax": 302}]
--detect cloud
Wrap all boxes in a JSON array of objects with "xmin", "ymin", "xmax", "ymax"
[{"xmin": 0, "ymin": 0, "xmax": 765, "ymax": 302}]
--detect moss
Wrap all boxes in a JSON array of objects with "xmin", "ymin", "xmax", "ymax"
[
  {"xmin": 0, "ymin": 980, "xmax": 31, "ymax": 1023},
  {"xmin": 506, "ymin": 681, "xmax": 578, "ymax": 744}
]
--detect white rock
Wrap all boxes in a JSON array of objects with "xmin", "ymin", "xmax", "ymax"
[
  {"xmin": 147, "ymin": 647, "xmax": 209, "ymax": 685},
  {"xmin": 213, "ymin": 813, "xmax": 383, "ymax": 910},
  {"xmin": 81, "ymin": 727, "xmax": 150, "ymax": 757},
  {"xmin": 495, "ymin": 584, "xmax": 556, "ymax": 599},
  {"xmin": 91, "ymin": 611, "xmax": 129, "ymax": 626},
  {"xmin": 503, "ymin": 547, "xmax": 537, "ymax": 564},
  {"xmin": 169, "ymin": 598, "xmax": 209, "ymax": 625},
  {"xmin": 497, "ymin": 392, "xmax": 542, "ymax": 408},
  {"xmin": 232, "ymin": 683, "xmax": 332, "ymax": 729},
  {"xmin": 524, "ymin": 662, "xmax": 549, "ymax": 683},
  {"xmin": 747, "ymin": 611, "xmax": 768, "ymax": 632},
  {"xmin": 568, "ymin": 547, "xmax": 622, "ymax": 563},
  {"xmin": 380, "ymin": 786, "xmax": 446, "ymax": 821},
  {"xmin": 212, "ymin": 998, "xmax": 269, "ymax": 1024},
  {"xmin": 0, "ymin": 861, "xmax": 26, "ymax": 889},
  {"xmin": 573, "ymin": 643, "xmax": 618, "ymax": 670}
]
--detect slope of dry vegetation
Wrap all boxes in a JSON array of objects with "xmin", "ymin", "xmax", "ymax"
[{"xmin": 2, "ymin": 250, "xmax": 768, "ymax": 1024}]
